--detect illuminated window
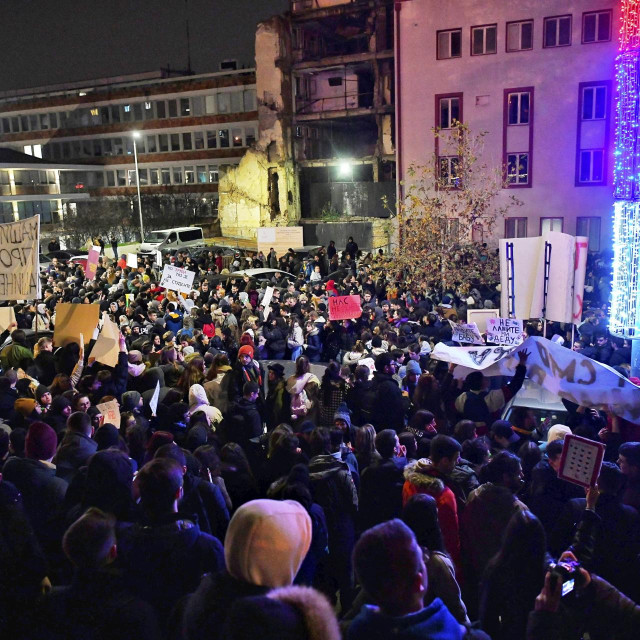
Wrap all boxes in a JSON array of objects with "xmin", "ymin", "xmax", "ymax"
[
  {"xmin": 90, "ymin": 108, "xmax": 99, "ymax": 116},
  {"xmin": 507, "ymin": 153, "xmax": 529, "ymax": 185}
]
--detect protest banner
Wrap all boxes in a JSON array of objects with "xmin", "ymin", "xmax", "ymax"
[
  {"xmin": 89, "ymin": 313, "xmax": 120, "ymax": 367},
  {"xmin": 53, "ymin": 303, "xmax": 100, "ymax": 346},
  {"xmin": 0, "ymin": 216, "xmax": 40, "ymax": 301},
  {"xmin": 432, "ymin": 336, "xmax": 640, "ymax": 422},
  {"xmin": 86, "ymin": 247, "xmax": 100, "ymax": 280},
  {"xmin": 126, "ymin": 253, "xmax": 138, "ymax": 269},
  {"xmin": 0, "ymin": 306, "xmax": 16, "ymax": 332},
  {"xmin": 328, "ymin": 295, "xmax": 362, "ymax": 321},
  {"xmin": 96, "ymin": 400, "xmax": 121, "ymax": 429},
  {"xmin": 486, "ymin": 318, "xmax": 524, "ymax": 346},
  {"xmin": 450, "ymin": 321, "xmax": 484, "ymax": 345},
  {"xmin": 257, "ymin": 227, "xmax": 304, "ymax": 258},
  {"xmin": 467, "ymin": 309, "xmax": 499, "ymax": 333},
  {"xmin": 558, "ymin": 434, "xmax": 605, "ymax": 488},
  {"xmin": 159, "ymin": 264, "xmax": 196, "ymax": 294}
]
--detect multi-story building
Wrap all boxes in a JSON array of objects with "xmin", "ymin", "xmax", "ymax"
[
  {"xmin": 396, "ymin": 0, "xmax": 618, "ymax": 251},
  {"xmin": 0, "ymin": 69, "xmax": 258, "ymax": 242},
  {"xmin": 218, "ymin": 0, "xmax": 396, "ymax": 249}
]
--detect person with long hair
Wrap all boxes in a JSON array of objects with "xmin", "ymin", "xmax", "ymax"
[
  {"xmin": 220, "ymin": 442, "xmax": 259, "ymax": 510},
  {"xmin": 354, "ymin": 424, "xmax": 380, "ymax": 473},
  {"xmin": 176, "ymin": 356, "xmax": 206, "ymax": 400},
  {"xmin": 402, "ymin": 494, "xmax": 469, "ymax": 624},
  {"xmin": 479, "ymin": 510, "xmax": 548, "ymax": 640},
  {"xmin": 411, "ymin": 373, "xmax": 448, "ymax": 432},
  {"xmin": 319, "ymin": 360, "xmax": 348, "ymax": 426},
  {"xmin": 286, "ymin": 355, "xmax": 320, "ymax": 428},
  {"xmin": 203, "ymin": 353, "xmax": 232, "ymax": 415},
  {"xmin": 159, "ymin": 347, "xmax": 184, "ymax": 388}
]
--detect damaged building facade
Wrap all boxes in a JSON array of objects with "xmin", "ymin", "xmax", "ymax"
[{"xmin": 219, "ymin": 0, "xmax": 396, "ymax": 249}]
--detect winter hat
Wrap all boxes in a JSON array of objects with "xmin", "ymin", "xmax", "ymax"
[
  {"xmin": 405, "ymin": 360, "xmax": 422, "ymax": 376},
  {"xmin": 238, "ymin": 345, "xmax": 254, "ymax": 359},
  {"xmin": 225, "ymin": 586, "xmax": 340, "ymax": 640},
  {"xmin": 25, "ymin": 421, "xmax": 58, "ymax": 461},
  {"xmin": 225, "ymin": 499, "xmax": 312, "ymax": 588},
  {"xmin": 35, "ymin": 384, "xmax": 50, "ymax": 403},
  {"xmin": 37, "ymin": 303, "xmax": 47, "ymax": 314},
  {"xmin": 14, "ymin": 397, "xmax": 37, "ymax": 417},
  {"xmin": 128, "ymin": 350, "xmax": 143, "ymax": 364},
  {"xmin": 121, "ymin": 390, "xmax": 142, "ymax": 412},
  {"xmin": 333, "ymin": 402, "xmax": 351, "ymax": 429},
  {"xmin": 490, "ymin": 419, "xmax": 520, "ymax": 445},
  {"xmin": 94, "ymin": 423, "xmax": 120, "ymax": 451},
  {"xmin": 268, "ymin": 363, "xmax": 285, "ymax": 378}
]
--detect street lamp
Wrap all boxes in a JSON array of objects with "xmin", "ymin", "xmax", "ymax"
[{"xmin": 131, "ymin": 131, "xmax": 144, "ymax": 241}]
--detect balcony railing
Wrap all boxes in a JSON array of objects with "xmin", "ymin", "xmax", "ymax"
[{"xmin": 297, "ymin": 91, "xmax": 373, "ymax": 115}]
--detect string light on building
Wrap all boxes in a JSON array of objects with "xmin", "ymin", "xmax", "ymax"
[{"xmin": 611, "ymin": 0, "xmax": 640, "ymax": 338}]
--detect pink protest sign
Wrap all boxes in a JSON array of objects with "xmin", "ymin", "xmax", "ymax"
[
  {"xmin": 86, "ymin": 247, "xmax": 100, "ymax": 280},
  {"xmin": 328, "ymin": 295, "xmax": 362, "ymax": 321}
]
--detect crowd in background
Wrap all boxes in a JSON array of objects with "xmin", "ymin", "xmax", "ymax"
[{"xmin": 0, "ymin": 238, "xmax": 639, "ymax": 640}]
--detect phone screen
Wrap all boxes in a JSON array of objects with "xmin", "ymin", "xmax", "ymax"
[{"xmin": 562, "ymin": 579, "xmax": 575, "ymax": 597}]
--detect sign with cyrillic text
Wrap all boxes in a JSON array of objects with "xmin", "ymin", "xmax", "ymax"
[
  {"xmin": 487, "ymin": 318, "xmax": 524, "ymax": 346},
  {"xmin": 328, "ymin": 295, "xmax": 362, "ymax": 321},
  {"xmin": 97, "ymin": 400, "xmax": 121, "ymax": 429},
  {"xmin": 0, "ymin": 216, "xmax": 40, "ymax": 301},
  {"xmin": 160, "ymin": 264, "xmax": 195, "ymax": 294},
  {"xmin": 450, "ymin": 321, "xmax": 484, "ymax": 345}
]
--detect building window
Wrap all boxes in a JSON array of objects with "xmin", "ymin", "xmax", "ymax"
[
  {"xmin": 150, "ymin": 169, "xmax": 159, "ymax": 185},
  {"xmin": 507, "ymin": 153, "xmax": 529, "ymax": 185},
  {"xmin": 505, "ymin": 217, "xmax": 527, "ymax": 238},
  {"xmin": 182, "ymin": 132, "xmax": 192, "ymax": 151},
  {"xmin": 471, "ymin": 24, "xmax": 497, "ymax": 55},
  {"xmin": 170, "ymin": 134, "xmax": 180, "ymax": 151},
  {"xmin": 219, "ymin": 129, "xmax": 230, "ymax": 148},
  {"xmin": 209, "ymin": 166, "xmax": 219, "ymax": 183},
  {"xmin": 232, "ymin": 128, "xmax": 243, "ymax": 147},
  {"xmin": 583, "ymin": 10, "xmax": 611, "ymax": 43},
  {"xmin": 156, "ymin": 101, "xmax": 166, "ymax": 119},
  {"xmin": 158, "ymin": 135, "xmax": 169, "ymax": 152},
  {"xmin": 507, "ymin": 20, "xmax": 533, "ymax": 52},
  {"xmin": 194, "ymin": 132, "xmax": 205, "ymax": 150},
  {"xmin": 168, "ymin": 100, "xmax": 178, "ymax": 118},
  {"xmin": 173, "ymin": 167, "xmax": 183, "ymax": 184},
  {"xmin": 197, "ymin": 166, "xmax": 207, "ymax": 183},
  {"xmin": 579, "ymin": 149, "xmax": 605, "ymax": 183},
  {"xmin": 576, "ymin": 217, "xmax": 600, "ymax": 251},
  {"xmin": 161, "ymin": 168, "xmax": 171, "ymax": 185},
  {"xmin": 180, "ymin": 98, "xmax": 190, "ymax": 117},
  {"xmin": 245, "ymin": 126, "xmax": 256, "ymax": 146},
  {"xmin": 207, "ymin": 130, "xmax": 217, "ymax": 149},
  {"xmin": 437, "ymin": 28, "xmax": 462, "ymax": 59},
  {"xmin": 438, "ymin": 156, "xmax": 461, "ymax": 187},
  {"xmin": 540, "ymin": 217, "xmax": 563, "ymax": 234},
  {"xmin": 507, "ymin": 91, "xmax": 530, "ymax": 125},
  {"xmin": 438, "ymin": 96, "xmax": 461, "ymax": 129},
  {"xmin": 544, "ymin": 15, "xmax": 572, "ymax": 47},
  {"xmin": 582, "ymin": 85, "xmax": 607, "ymax": 120},
  {"xmin": 184, "ymin": 166, "xmax": 195, "ymax": 184},
  {"xmin": 146, "ymin": 135, "xmax": 157, "ymax": 153}
]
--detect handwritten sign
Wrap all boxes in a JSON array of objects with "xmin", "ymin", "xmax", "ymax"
[
  {"xmin": 96, "ymin": 400, "xmax": 121, "ymax": 428},
  {"xmin": 160, "ymin": 264, "xmax": 196, "ymax": 295},
  {"xmin": 450, "ymin": 321, "xmax": 484, "ymax": 345},
  {"xmin": 487, "ymin": 318, "xmax": 524, "ymax": 346},
  {"xmin": 558, "ymin": 434, "xmax": 605, "ymax": 488},
  {"xmin": 89, "ymin": 313, "xmax": 120, "ymax": 367},
  {"xmin": 0, "ymin": 216, "xmax": 40, "ymax": 301},
  {"xmin": 86, "ymin": 246, "xmax": 100, "ymax": 280},
  {"xmin": 328, "ymin": 295, "xmax": 362, "ymax": 321}
]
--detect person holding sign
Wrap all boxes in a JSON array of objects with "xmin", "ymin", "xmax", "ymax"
[{"xmin": 454, "ymin": 349, "xmax": 529, "ymax": 436}]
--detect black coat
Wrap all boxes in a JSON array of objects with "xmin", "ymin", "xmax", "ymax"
[
  {"xmin": 369, "ymin": 371, "xmax": 405, "ymax": 432},
  {"xmin": 358, "ymin": 457, "xmax": 406, "ymax": 533}
]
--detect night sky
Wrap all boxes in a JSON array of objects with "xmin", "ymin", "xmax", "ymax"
[{"xmin": 0, "ymin": 0, "xmax": 289, "ymax": 92}]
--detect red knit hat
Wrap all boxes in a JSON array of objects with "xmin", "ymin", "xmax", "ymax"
[
  {"xmin": 25, "ymin": 422, "xmax": 58, "ymax": 461},
  {"xmin": 238, "ymin": 345, "xmax": 254, "ymax": 359}
]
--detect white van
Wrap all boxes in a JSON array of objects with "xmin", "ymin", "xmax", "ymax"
[{"xmin": 138, "ymin": 227, "xmax": 205, "ymax": 255}]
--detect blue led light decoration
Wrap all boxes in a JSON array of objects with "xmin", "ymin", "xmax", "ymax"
[{"xmin": 611, "ymin": 0, "xmax": 640, "ymax": 338}]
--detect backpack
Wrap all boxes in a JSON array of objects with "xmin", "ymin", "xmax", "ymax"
[{"xmin": 359, "ymin": 383, "xmax": 379, "ymax": 427}]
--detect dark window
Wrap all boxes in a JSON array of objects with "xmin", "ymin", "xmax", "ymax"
[
  {"xmin": 544, "ymin": 15, "xmax": 572, "ymax": 47},
  {"xmin": 437, "ymin": 29, "xmax": 462, "ymax": 59},
  {"xmin": 471, "ymin": 25, "xmax": 497, "ymax": 55},
  {"xmin": 583, "ymin": 10, "xmax": 611, "ymax": 43}
]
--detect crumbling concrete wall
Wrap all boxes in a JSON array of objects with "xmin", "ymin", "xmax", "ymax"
[{"xmin": 219, "ymin": 16, "xmax": 300, "ymax": 239}]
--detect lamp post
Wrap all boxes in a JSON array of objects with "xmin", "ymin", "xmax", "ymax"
[{"xmin": 131, "ymin": 131, "xmax": 144, "ymax": 242}]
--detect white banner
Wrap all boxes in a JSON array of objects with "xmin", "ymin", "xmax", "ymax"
[
  {"xmin": 0, "ymin": 216, "xmax": 40, "ymax": 301},
  {"xmin": 487, "ymin": 318, "xmax": 524, "ymax": 346},
  {"xmin": 127, "ymin": 253, "xmax": 138, "ymax": 269},
  {"xmin": 160, "ymin": 264, "xmax": 195, "ymax": 294},
  {"xmin": 432, "ymin": 336, "xmax": 640, "ymax": 422},
  {"xmin": 450, "ymin": 320, "xmax": 484, "ymax": 345}
]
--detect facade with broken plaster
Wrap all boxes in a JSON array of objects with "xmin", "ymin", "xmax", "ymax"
[
  {"xmin": 0, "ymin": 69, "xmax": 258, "ymax": 243},
  {"xmin": 218, "ymin": 0, "xmax": 396, "ymax": 249}
]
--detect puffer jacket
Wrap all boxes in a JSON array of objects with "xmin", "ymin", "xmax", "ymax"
[{"xmin": 403, "ymin": 459, "xmax": 461, "ymax": 569}]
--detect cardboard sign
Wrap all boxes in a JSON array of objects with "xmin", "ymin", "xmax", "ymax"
[
  {"xmin": 450, "ymin": 321, "xmax": 484, "ymax": 345},
  {"xmin": 126, "ymin": 253, "xmax": 138, "ymax": 269},
  {"xmin": 467, "ymin": 309, "xmax": 499, "ymax": 333},
  {"xmin": 96, "ymin": 400, "xmax": 121, "ymax": 428},
  {"xmin": 257, "ymin": 226, "xmax": 304, "ymax": 258},
  {"xmin": 558, "ymin": 434, "xmax": 605, "ymax": 488},
  {"xmin": 53, "ymin": 303, "xmax": 100, "ymax": 346},
  {"xmin": 86, "ymin": 246, "xmax": 100, "ymax": 280},
  {"xmin": 328, "ymin": 295, "xmax": 362, "ymax": 321},
  {"xmin": 160, "ymin": 265, "xmax": 196, "ymax": 294},
  {"xmin": 0, "ymin": 216, "xmax": 40, "ymax": 301},
  {"xmin": 0, "ymin": 306, "xmax": 16, "ymax": 332},
  {"xmin": 89, "ymin": 313, "xmax": 120, "ymax": 367},
  {"xmin": 487, "ymin": 318, "xmax": 524, "ymax": 346}
]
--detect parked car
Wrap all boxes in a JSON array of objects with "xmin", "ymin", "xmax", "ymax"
[
  {"xmin": 138, "ymin": 227, "xmax": 205, "ymax": 255},
  {"xmin": 46, "ymin": 249, "xmax": 85, "ymax": 263}
]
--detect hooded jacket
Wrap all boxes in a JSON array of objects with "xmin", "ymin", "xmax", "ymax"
[
  {"xmin": 188, "ymin": 384, "xmax": 223, "ymax": 425},
  {"xmin": 54, "ymin": 431, "xmax": 98, "ymax": 482},
  {"xmin": 117, "ymin": 514, "xmax": 225, "ymax": 618},
  {"xmin": 403, "ymin": 459, "xmax": 460, "ymax": 568}
]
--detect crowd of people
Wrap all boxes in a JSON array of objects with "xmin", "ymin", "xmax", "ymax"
[{"xmin": 0, "ymin": 238, "xmax": 639, "ymax": 640}]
